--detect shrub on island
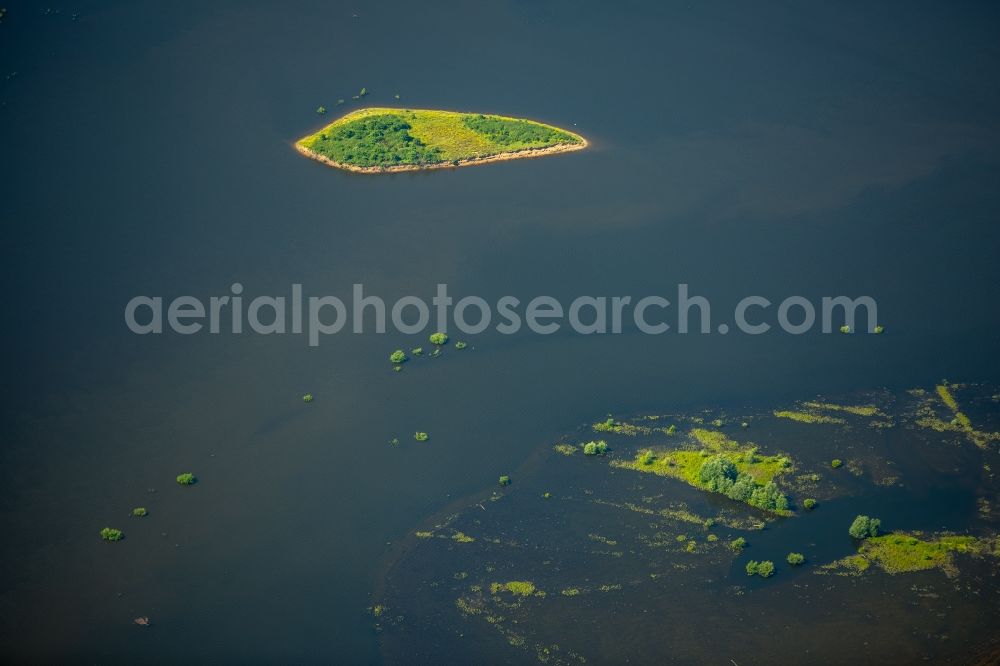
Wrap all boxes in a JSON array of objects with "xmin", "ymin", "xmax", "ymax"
[
  {"xmin": 746, "ymin": 560, "xmax": 775, "ymax": 577},
  {"xmin": 849, "ymin": 515, "xmax": 881, "ymax": 539}
]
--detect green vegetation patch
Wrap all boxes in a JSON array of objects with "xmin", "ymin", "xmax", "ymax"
[
  {"xmin": 298, "ymin": 108, "xmax": 585, "ymax": 171},
  {"xmin": 746, "ymin": 560, "xmax": 775, "ymax": 577},
  {"xmin": 849, "ymin": 515, "xmax": 881, "ymax": 539},
  {"xmin": 462, "ymin": 114, "xmax": 575, "ymax": 148},
  {"xmin": 822, "ymin": 532, "xmax": 998, "ymax": 577},
  {"xmin": 100, "ymin": 527, "xmax": 123, "ymax": 541},
  {"xmin": 773, "ymin": 410, "xmax": 846, "ymax": 425},
  {"xmin": 801, "ymin": 401, "xmax": 883, "ymax": 417},
  {"xmin": 612, "ymin": 429, "xmax": 792, "ymax": 514},
  {"xmin": 582, "ymin": 440, "xmax": 608, "ymax": 456},
  {"xmin": 860, "ymin": 534, "xmax": 988, "ymax": 575},
  {"xmin": 176, "ymin": 473, "xmax": 196, "ymax": 485},
  {"xmin": 490, "ymin": 580, "xmax": 536, "ymax": 597},
  {"xmin": 131, "ymin": 507, "xmax": 147, "ymax": 518},
  {"xmin": 930, "ymin": 384, "xmax": 1000, "ymax": 448},
  {"xmin": 303, "ymin": 113, "xmax": 442, "ymax": 168},
  {"xmin": 592, "ymin": 418, "xmax": 652, "ymax": 436}
]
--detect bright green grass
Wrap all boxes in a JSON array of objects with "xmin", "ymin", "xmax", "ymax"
[{"xmin": 298, "ymin": 108, "xmax": 584, "ymax": 169}]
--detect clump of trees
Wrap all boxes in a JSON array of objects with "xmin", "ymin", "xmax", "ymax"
[
  {"xmin": 583, "ymin": 440, "xmax": 608, "ymax": 456},
  {"xmin": 390, "ymin": 349, "xmax": 407, "ymax": 364},
  {"xmin": 311, "ymin": 114, "xmax": 443, "ymax": 168},
  {"xmin": 498, "ymin": 475, "xmax": 511, "ymax": 487},
  {"xmin": 414, "ymin": 432, "xmax": 429, "ymax": 442},
  {"xmin": 131, "ymin": 507, "xmax": 147, "ymax": 518},
  {"xmin": 176, "ymin": 473, "xmax": 196, "ymax": 485},
  {"xmin": 462, "ymin": 114, "xmax": 577, "ymax": 147},
  {"xmin": 803, "ymin": 498, "xmax": 817, "ymax": 510},
  {"xmin": 745, "ymin": 560, "xmax": 775, "ymax": 577},
  {"xmin": 831, "ymin": 459, "xmax": 843, "ymax": 468},
  {"xmin": 697, "ymin": 455, "xmax": 789, "ymax": 512},
  {"xmin": 100, "ymin": 527, "xmax": 123, "ymax": 541},
  {"xmin": 728, "ymin": 537, "xmax": 747, "ymax": 553},
  {"xmin": 429, "ymin": 332, "xmax": 449, "ymax": 345},
  {"xmin": 786, "ymin": 552, "xmax": 805, "ymax": 565},
  {"xmin": 849, "ymin": 515, "xmax": 880, "ymax": 539}
]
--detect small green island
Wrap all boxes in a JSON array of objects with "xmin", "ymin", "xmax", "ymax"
[{"xmin": 295, "ymin": 108, "xmax": 587, "ymax": 173}]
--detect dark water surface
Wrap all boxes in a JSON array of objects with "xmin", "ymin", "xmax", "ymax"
[{"xmin": 2, "ymin": 1, "xmax": 1000, "ymax": 662}]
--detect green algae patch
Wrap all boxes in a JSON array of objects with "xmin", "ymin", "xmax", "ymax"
[
  {"xmin": 612, "ymin": 429, "xmax": 792, "ymax": 514},
  {"xmin": 821, "ymin": 533, "xmax": 999, "ymax": 577},
  {"xmin": 296, "ymin": 108, "xmax": 586, "ymax": 173}
]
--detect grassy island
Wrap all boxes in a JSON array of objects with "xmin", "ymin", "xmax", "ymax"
[
  {"xmin": 822, "ymin": 532, "xmax": 1000, "ymax": 577},
  {"xmin": 612, "ymin": 428, "xmax": 793, "ymax": 515},
  {"xmin": 295, "ymin": 108, "xmax": 586, "ymax": 173}
]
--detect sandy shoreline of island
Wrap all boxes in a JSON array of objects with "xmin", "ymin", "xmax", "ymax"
[{"xmin": 293, "ymin": 136, "xmax": 589, "ymax": 174}]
